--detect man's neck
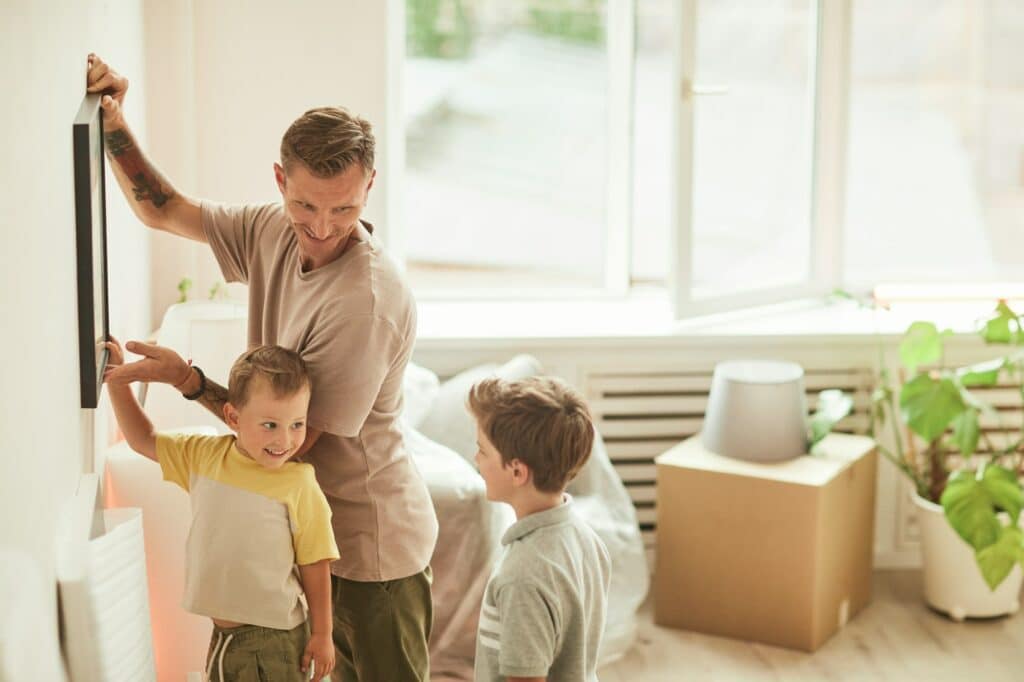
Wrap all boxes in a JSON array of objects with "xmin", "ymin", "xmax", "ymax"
[
  {"xmin": 300, "ymin": 233, "xmax": 355, "ymax": 272},
  {"xmin": 509, "ymin": 491, "xmax": 564, "ymax": 521}
]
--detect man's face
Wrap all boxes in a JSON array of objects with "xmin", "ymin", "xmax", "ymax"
[
  {"xmin": 474, "ymin": 424, "xmax": 517, "ymax": 503},
  {"xmin": 274, "ymin": 161, "xmax": 375, "ymax": 271},
  {"xmin": 225, "ymin": 378, "xmax": 310, "ymax": 470}
]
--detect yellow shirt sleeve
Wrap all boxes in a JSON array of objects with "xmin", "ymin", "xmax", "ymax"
[
  {"xmin": 290, "ymin": 465, "xmax": 341, "ymax": 565},
  {"xmin": 156, "ymin": 433, "xmax": 228, "ymax": 491}
]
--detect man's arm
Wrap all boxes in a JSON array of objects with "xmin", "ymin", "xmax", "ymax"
[
  {"xmin": 174, "ymin": 367, "xmax": 231, "ymax": 424},
  {"xmin": 294, "ymin": 427, "xmax": 324, "ymax": 459},
  {"xmin": 86, "ymin": 54, "xmax": 205, "ymax": 243},
  {"xmin": 104, "ymin": 341, "xmax": 230, "ymax": 425}
]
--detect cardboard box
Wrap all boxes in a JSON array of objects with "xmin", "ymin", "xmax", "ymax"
[{"xmin": 654, "ymin": 433, "xmax": 877, "ymax": 651}]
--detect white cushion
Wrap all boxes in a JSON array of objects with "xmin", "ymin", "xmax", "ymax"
[
  {"xmin": 401, "ymin": 362, "xmax": 441, "ymax": 428},
  {"xmin": 417, "ymin": 355, "xmax": 544, "ymax": 462}
]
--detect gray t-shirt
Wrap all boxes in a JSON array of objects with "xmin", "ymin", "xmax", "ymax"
[{"xmin": 475, "ymin": 495, "xmax": 611, "ymax": 682}]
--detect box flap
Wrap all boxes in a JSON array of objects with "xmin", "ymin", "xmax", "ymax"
[{"xmin": 655, "ymin": 433, "xmax": 875, "ymax": 486}]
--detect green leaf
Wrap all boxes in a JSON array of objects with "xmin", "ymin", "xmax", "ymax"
[
  {"xmin": 976, "ymin": 525, "xmax": 1024, "ymax": 591},
  {"xmin": 942, "ymin": 465, "xmax": 1024, "ymax": 552},
  {"xmin": 899, "ymin": 374, "xmax": 966, "ymax": 443},
  {"xmin": 942, "ymin": 471, "xmax": 1002, "ymax": 551},
  {"xmin": 950, "ymin": 409, "xmax": 980, "ymax": 458},
  {"xmin": 982, "ymin": 465, "xmax": 1024, "ymax": 520},
  {"xmin": 830, "ymin": 288, "xmax": 855, "ymax": 302},
  {"xmin": 900, "ymin": 322, "xmax": 943, "ymax": 374},
  {"xmin": 980, "ymin": 301, "xmax": 1017, "ymax": 345},
  {"xmin": 808, "ymin": 390, "xmax": 854, "ymax": 448},
  {"xmin": 957, "ymin": 358, "xmax": 1005, "ymax": 387}
]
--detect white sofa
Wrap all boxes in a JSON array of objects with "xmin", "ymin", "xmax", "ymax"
[{"xmin": 105, "ymin": 302, "xmax": 648, "ymax": 680}]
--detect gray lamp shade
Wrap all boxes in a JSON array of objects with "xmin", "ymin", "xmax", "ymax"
[{"xmin": 701, "ymin": 360, "xmax": 808, "ymax": 462}]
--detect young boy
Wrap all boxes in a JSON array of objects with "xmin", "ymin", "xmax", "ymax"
[
  {"xmin": 105, "ymin": 340, "xmax": 339, "ymax": 681},
  {"xmin": 468, "ymin": 376, "xmax": 611, "ymax": 682}
]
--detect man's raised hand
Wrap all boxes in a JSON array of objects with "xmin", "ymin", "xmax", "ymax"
[
  {"xmin": 103, "ymin": 340, "xmax": 193, "ymax": 388},
  {"xmin": 86, "ymin": 54, "xmax": 128, "ymax": 129}
]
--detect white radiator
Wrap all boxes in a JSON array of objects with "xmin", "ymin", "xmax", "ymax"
[
  {"xmin": 56, "ymin": 474, "xmax": 157, "ymax": 682},
  {"xmin": 584, "ymin": 365, "xmax": 874, "ymax": 567}
]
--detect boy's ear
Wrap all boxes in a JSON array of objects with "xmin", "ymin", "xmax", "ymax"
[
  {"xmin": 223, "ymin": 402, "xmax": 240, "ymax": 430},
  {"xmin": 510, "ymin": 459, "xmax": 532, "ymax": 487}
]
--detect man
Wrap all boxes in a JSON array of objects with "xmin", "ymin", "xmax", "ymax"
[{"xmin": 89, "ymin": 54, "xmax": 438, "ymax": 681}]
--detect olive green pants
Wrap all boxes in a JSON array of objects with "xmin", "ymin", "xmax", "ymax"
[
  {"xmin": 206, "ymin": 620, "xmax": 308, "ymax": 682},
  {"xmin": 330, "ymin": 567, "xmax": 433, "ymax": 682}
]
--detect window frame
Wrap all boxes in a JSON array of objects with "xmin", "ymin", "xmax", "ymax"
[{"xmin": 391, "ymin": 0, "xmax": 856, "ymax": 316}]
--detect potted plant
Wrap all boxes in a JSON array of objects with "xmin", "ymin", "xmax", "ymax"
[{"xmin": 870, "ymin": 301, "xmax": 1024, "ymax": 619}]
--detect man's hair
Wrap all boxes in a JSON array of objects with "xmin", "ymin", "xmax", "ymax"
[
  {"xmin": 468, "ymin": 376, "xmax": 595, "ymax": 494},
  {"xmin": 280, "ymin": 106, "xmax": 375, "ymax": 177},
  {"xmin": 227, "ymin": 345, "xmax": 311, "ymax": 408}
]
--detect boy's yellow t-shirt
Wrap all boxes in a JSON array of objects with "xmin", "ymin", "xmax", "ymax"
[{"xmin": 156, "ymin": 433, "xmax": 340, "ymax": 630}]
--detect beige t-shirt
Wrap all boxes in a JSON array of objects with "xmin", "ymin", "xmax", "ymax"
[{"xmin": 202, "ymin": 201, "xmax": 438, "ymax": 581}]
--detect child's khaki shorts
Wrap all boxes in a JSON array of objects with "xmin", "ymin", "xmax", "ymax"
[{"xmin": 205, "ymin": 620, "xmax": 309, "ymax": 682}]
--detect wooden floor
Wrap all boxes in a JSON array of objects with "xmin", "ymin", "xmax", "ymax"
[{"xmin": 597, "ymin": 571, "xmax": 1024, "ymax": 681}]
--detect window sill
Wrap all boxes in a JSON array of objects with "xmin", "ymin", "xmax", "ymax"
[{"xmin": 416, "ymin": 293, "xmax": 1002, "ymax": 348}]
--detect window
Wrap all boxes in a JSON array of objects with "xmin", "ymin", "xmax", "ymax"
[
  {"xmin": 402, "ymin": 0, "xmax": 618, "ymax": 294},
  {"xmin": 398, "ymin": 1, "xmax": 1024, "ymax": 315},
  {"xmin": 845, "ymin": 0, "xmax": 1024, "ymax": 287}
]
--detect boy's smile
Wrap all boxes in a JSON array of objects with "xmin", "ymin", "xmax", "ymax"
[{"xmin": 224, "ymin": 377, "xmax": 311, "ymax": 470}]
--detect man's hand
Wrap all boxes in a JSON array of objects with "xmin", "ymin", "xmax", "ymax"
[
  {"xmin": 86, "ymin": 54, "xmax": 128, "ymax": 129},
  {"xmin": 103, "ymin": 341, "xmax": 192, "ymax": 388},
  {"xmin": 301, "ymin": 632, "xmax": 335, "ymax": 681}
]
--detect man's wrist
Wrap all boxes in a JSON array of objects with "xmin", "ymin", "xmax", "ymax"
[{"xmin": 176, "ymin": 367, "xmax": 202, "ymax": 397}]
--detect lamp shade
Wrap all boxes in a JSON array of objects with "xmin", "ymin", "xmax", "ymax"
[{"xmin": 701, "ymin": 360, "xmax": 808, "ymax": 462}]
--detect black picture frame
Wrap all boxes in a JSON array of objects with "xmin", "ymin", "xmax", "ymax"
[{"xmin": 73, "ymin": 93, "xmax": 110, "ymax": 409}]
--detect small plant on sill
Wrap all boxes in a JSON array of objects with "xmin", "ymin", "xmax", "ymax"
[{"xmin": 176, "ymin": 277, "xmax": 192, "ymax": 303}]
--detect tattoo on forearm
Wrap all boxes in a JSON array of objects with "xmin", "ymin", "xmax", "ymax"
[
  {"xmin": 105, "ymin": 129, "xmax": 133, "ymax": 156},
  {"xmin": 104, "ymin": 129, "xmax": 176, "ymax": 209},
  {"xmin": 130, "ymin": 173, "xmax": 173, "ymax": 207},
  {"xmin": 196, "ymin": 379, "xmax": 230, "ymax": 424}
]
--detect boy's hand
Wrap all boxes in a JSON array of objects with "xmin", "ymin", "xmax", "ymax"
[
  {"xmin": 301, "ymin": 632, "xmax": 335, "ymax": 681},
  {"xmin": 102, "ymin": 336, "xmax": 125, "ymax": 384},
  {"xmin": 85, "ymin": 54, "xmax": 128, "ymax": 129}
]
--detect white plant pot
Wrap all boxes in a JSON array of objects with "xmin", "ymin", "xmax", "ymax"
[{"xmin": 913, "ymin": 493, "xmax": 1023, "ymax": 621}]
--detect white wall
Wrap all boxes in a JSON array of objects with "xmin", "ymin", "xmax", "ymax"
[
  {"xmin": 0, "ymin": 0, "xmax": 149, "ymax": 668},
  {"xmin": 144, "ymin": 0, "xmax": 401, "ymax": 326}
]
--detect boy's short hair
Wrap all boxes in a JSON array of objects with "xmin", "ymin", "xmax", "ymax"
[
  {"xmin": 228, "ymin": 346, "xmax": 311, "ymax": 408},
  {"xmin": 280, "ymin": 106, "xmax": 375, "ymax": 178},
  {"xmin": 468, "ymin": 376, "xmax": 595, "ymax": 494}
]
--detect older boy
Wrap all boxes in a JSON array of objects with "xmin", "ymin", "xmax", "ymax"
[
  {"xmin": 105, "ymin": 341, "xmax": 339, "ymax": 681},
  {"xmin": 468, "ymin": 377, "xmax": 611, "ymax": 682}
]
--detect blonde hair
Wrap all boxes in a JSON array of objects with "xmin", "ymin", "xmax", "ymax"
[
  {"xmin": 228, "ymin": 346, "xmax": 311, "ymax": 407},
  {"xmin": 280, "ymin": 106, "xmax": 375, "ymax": 177},
  {"xmin": 468, "ymin": 376, "xmax": 595, "ymax": 493}
]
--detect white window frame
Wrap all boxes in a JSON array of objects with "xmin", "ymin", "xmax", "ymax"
[
  {"xmin": 669, "ymin": 0, "xmax": 851, "ymax": 319},
  {"xmin": 390, "ymin": 0, "xmax": 854, "ymax": 316}
]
